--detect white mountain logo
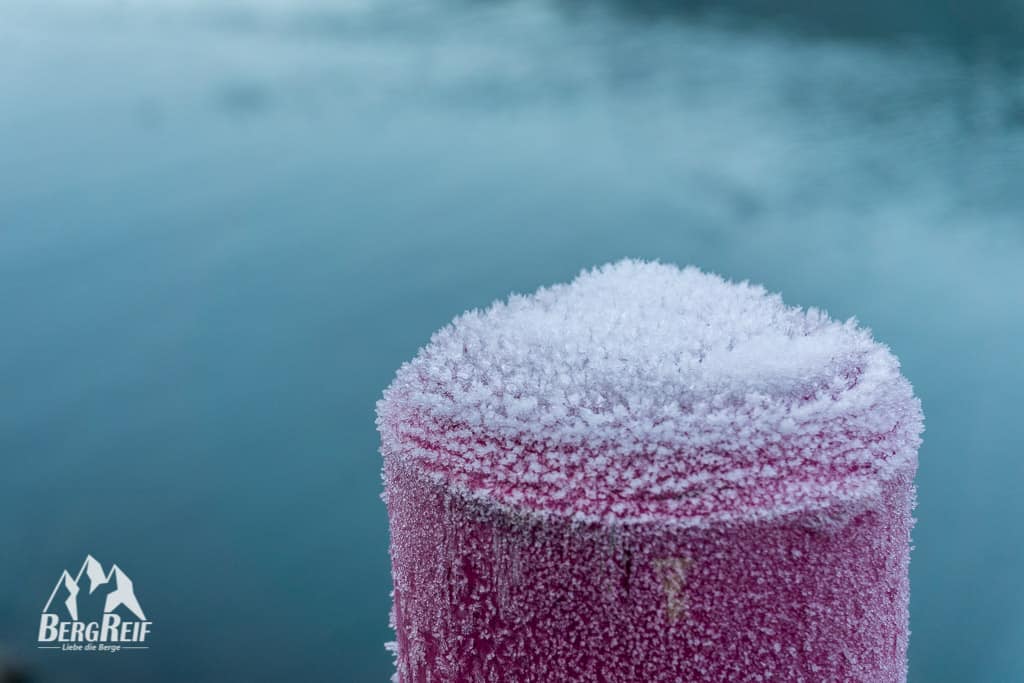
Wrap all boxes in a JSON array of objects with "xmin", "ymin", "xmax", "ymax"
[
  {"xmin": 38, "ymin": 555, "xmax": 152, "ymax": 650},
  {"xmin": 44, "ymin": 555, "xmax": 146, "ymax": 621}
]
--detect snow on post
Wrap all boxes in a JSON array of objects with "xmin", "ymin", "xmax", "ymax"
[{"xmin": 377, "ymin": 260, "xmax": 923, "ymax": 682}]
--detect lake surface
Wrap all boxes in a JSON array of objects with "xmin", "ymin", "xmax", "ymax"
[{"xmin": 1, "ymin": 1, "xmax": 1022, "ymax": 681}]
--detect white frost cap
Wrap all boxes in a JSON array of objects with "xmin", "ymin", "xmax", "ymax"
[{"xmin": 378, "ymin": 260, "xmax": 923, "ymax": 524}]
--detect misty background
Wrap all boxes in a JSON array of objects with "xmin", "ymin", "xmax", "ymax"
[{"xmin": 1, "ymin": 0, "xmax": 1022, "ymax": 681}]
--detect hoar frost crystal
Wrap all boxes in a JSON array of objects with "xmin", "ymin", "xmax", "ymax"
[{"xmin": 377, "ymin": 260, "xmax": 923, "ymax": 682}]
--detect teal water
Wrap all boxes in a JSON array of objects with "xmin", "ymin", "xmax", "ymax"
[{"xmin": 1, "ymin": 1, "xmax": 1022, "ymax": 681}]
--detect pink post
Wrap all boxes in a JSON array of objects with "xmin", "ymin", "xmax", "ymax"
[{"xmin": 378, "ymin": 260, "xmax": 923, "ymax": 682}]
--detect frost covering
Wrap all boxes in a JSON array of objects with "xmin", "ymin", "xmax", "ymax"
[
  {"xmin": 378, "ymin": 259, "xmax": 922, "ymax": 527},
  {"xmin": 378, "ymin": 260, "xmax": 922, "ymax": 682}
]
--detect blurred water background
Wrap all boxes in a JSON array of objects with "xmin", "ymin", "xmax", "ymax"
[{"xmin": 1, "ymin": 0, "xmax": 1022, "ymax": 681}]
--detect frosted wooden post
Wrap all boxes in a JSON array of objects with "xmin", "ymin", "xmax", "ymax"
[{"xmin": 378, "ymin": 260, "xmax": 922, "ymax": 682}]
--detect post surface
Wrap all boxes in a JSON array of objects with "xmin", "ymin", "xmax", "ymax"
[{"xmin": 378, "ymin": 260, "xmax": 922, "ymax": 682}]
